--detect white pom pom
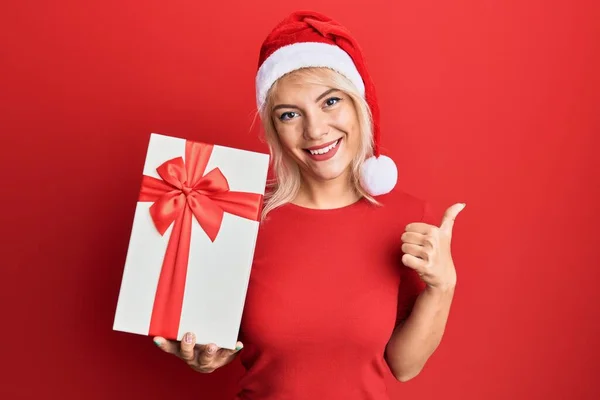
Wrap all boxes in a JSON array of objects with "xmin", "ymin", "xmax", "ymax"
[{"xmin": 360, "ymin": 155, "xmax": 398, "ymax": 196}]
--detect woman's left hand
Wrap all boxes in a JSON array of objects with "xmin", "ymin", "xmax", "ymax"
[{"xmin": 400, "ymin": 203, "xmax": 466, "ymax": 291}]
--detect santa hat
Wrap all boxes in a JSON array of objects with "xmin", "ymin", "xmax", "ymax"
[{"xmin": 255, "ymin": 10, "xmax": 397, "ymax": 196}]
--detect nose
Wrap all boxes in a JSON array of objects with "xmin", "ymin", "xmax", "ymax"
[{"xmin": 303, "ymin": 113, "xmax": 329, "ymax": 141}]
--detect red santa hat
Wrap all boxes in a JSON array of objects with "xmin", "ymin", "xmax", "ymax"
[{"xmin": 255, "ymin": 10, "xmax": 398, "ymax": 196}]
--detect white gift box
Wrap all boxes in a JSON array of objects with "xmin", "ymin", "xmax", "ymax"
[{"xmin": 113, "ymin": 133, "xmax": 270, "ymax": 350}]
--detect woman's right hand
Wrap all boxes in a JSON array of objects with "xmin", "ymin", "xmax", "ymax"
[{"xmin": 153, "ymin": 332, "xmax": 243, "ymax": 373}]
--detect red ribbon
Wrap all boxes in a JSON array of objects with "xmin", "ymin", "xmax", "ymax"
[{"xmin": 138, "ymin": 140, "xmax": 263, "ymax": 339}]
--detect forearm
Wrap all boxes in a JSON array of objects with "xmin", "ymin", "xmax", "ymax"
[{"xmin": 385, "ymin": 285, "xmax": 455, "ymax": 381}]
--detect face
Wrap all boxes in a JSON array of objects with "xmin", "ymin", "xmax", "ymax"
[{"xmin": 269, "ymin": 72, "xmax": 361, "ymax": 185}]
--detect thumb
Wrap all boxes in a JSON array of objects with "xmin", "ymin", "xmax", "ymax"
[
  {"xmin": 179, "ymin": 332, "xmax": 197, "ymax": 362},
  {"xmin": 440, "ymin": 203, "xmax": 466, "ymax": 234}
]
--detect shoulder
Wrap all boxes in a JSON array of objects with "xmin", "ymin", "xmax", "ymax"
[
  {"xmin": 374, "ymin": 187, "xmax": 428, "ymax": 217},
  {"xmin": 373, "ymin": 187, "xmax": 439, "ymax": 226},
  {"xmin": 377, "ymin": 187, "xmax": 424, "ymax": 206}
]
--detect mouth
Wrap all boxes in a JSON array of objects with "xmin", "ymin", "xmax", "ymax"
[{"xmin": 303, "ymin": 138, "xmax": 342, "ymax": 161}]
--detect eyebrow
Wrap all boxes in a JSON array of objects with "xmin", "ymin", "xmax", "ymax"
[{"xmin": 272, "ymin": 88, "xmax": 340, "ymax": 112}]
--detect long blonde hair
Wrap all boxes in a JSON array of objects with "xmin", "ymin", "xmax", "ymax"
[{"xmin": 258, "ymin": 67, "xmax": 379, "ymax": 219}]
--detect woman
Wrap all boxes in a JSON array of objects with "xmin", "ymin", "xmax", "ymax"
[{"xmin": 153, "ymin": 10, "xmax": 465, "ymax": 399}]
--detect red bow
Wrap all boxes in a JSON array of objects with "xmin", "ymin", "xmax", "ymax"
[{"xmin": 138, "ymin": 140, "xmax": 263, "ymax": 339}]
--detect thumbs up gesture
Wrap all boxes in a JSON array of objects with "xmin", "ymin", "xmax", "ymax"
[{"xmin": 401, "ymin": 203, "xmax": 466, "ymax": 291}]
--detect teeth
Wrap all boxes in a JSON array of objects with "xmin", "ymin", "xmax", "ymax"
[{"xmin": 309, "ymin": 140, "xmax": 339, "ymax": 155}]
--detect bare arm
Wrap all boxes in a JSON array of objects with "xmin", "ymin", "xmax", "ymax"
[
  {"xmin": 385, "ymin": 284, "xmax": 455, "ymax": 381},
  {"xmin": 385, "ymin": 202, "xmax": 465, "ymax": 381}
]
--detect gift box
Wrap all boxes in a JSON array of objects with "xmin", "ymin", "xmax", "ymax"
[{"xmin": 113, "ymin": 133, "xmax": 270, "ymax": 350}]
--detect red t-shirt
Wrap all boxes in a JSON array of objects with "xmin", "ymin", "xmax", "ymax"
[{"xmin": 236, "ymin": 188, "xmax": 436, "ymax": 399}]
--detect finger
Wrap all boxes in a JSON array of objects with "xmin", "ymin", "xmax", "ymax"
[
  {"xmin": 197, "ymin": 343, "xmax": 219, "ymax": 367},
  {"xmin": 220, "ymin": 341, "xmax": 244, "ymax": 356},
  {"xmin": 402, "ymin": 253, "xmax": 427, "ymax": 273},
  {"xmin": 216, "ymin": 341, "xmax": 244, "ymax": 363},
  {"xmin": 401, "ymin": 243, "xmax": 429, "ymax": 261},
  {"xmin": 401, "ymin": 231, "xmax": 427, "ymax": 246},
  {"xmin": 405, "ymin": 222, "xmax": 436, "ymax": 235},
  {"xmin": 440, "ymin": 203, "xmax": 466, "ymax": 234},
  {"xmin": 153, "ymin": 336, "xmax": 179, "ymax": 355},
  {"xmin": 179, "ymin": 332, "xmax": 196, "ymax": 362}
]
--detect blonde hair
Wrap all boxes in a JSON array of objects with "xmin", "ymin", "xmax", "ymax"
[{"xmin": 258, "ymin": 67, "xmax": 379, "ymax": 219}]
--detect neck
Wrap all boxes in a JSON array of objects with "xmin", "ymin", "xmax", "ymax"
[{"xmin": 293, "ymin": 170, "xmax": 361, "ymax": 209}]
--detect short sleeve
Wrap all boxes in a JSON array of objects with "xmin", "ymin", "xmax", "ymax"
[
  {"xmin": 394, "ymin": 200, "xmax": 437, "ymax": 324},
  {"xmin": 420, "ymin": 200, "xmax": 440, "ymax": 227},
  {"xmin": 395, "ymin": 267, "xmax": 425, "ymax": 324}
]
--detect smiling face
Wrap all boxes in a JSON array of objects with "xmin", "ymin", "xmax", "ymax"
[{"xmin": 269, "ymin": 70, "xmax": 362, "ymax": 186}]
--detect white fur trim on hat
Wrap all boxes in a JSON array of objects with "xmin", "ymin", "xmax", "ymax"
[
  {"xmin": 256, "ymin": 42, "xmax": 365, "ymax": 108},
  {"xmin": 360, "ymin": 155, "xmax": 398, "ymax": 196}
]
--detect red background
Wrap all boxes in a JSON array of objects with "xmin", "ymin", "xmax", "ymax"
[{"xmin": 1, "ymin": 0, "xmax": 599, "ymax": 399}]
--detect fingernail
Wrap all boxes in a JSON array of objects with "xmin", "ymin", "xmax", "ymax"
[
  {"xmin": 235, "ymin": 344, "xmax": 243, "ymax": 351},
  {"xmin": 184, "ymin": 333, "xmax": 193, "ymax": 344},
  {"xmin": 153, "ymin": 339, "xmax": 161, "ymax": 347}
]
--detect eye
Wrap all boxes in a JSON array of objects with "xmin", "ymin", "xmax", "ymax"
[
  {"xmin": 279, "ymin": 111, "xmax": 299, "ymax": 121},
  {"xmin": 324, "ymin": 97, "xmax": 342, "ymax": 107}
]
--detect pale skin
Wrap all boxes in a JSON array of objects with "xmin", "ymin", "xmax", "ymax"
[
  {"xmin": 154, "ymin": 69, "xmax": 464, "ymax": 380},
  {"xmin": 385, "ymin": 202, "xmax": 464, "ymax": 381}
]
